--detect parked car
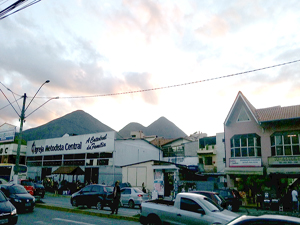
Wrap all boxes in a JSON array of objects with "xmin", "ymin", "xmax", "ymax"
[
  {"xmin": 140, "ymin": 192, "xmax": 239, "ymax": 225},
  {"xmin": 214, "ymin": 188, "xmax": 242, "ymax": 212},
  {"xmin": 120, "ymin": 187, "xmax": 150, "ymax": 208},
  {"xmin": 0, "ymin": 183, "xmax": 35, "ymax": 212},
  {"xmin": 189, "ymin": 190, "xmax": 227, "ymax": 208},
  {"xmin": 70, "ymin": 184, "xmax": 114, "ymax": 210},
  {"xmin": 19, "ymin": 180, "xmax": 35, "ymax": 196},
  {"xmin": 0, "ymin": 190, "xmax": 18, "ymax": 224},
  {"xmin": 33, "ymin": 183, "xmax": 45, "ymax": 198},
  {"xmin": 227, "ymin": 214, "xmax": 300, "ymax": 225}
]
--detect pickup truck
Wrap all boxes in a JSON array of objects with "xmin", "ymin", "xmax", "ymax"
[{"xmin": 140, "ymin": 192, "xmax": 238, "ymax": 225}]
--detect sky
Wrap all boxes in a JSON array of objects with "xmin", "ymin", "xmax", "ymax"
[{"xmin": 0, "ymin": 0, "xmax": 300, "ymax": 137}]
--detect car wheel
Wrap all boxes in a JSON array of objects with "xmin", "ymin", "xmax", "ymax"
[
  {"xmin": 96, "ymin": 201, "xmax": 103, "ymax": 210},
  {"xmin": 227, "ymin": 203, "xmax": 233, "ymax": 211},
  {"xmin": 71, "ymin": 199, "xmax": 78, "ymax": 207},
  {"xmin": 146, "ymin": 215, "xmax": 161, "ymax": 225},
  {"xmin": 129, "ymin": 200, "xmax": 135, "ymax": 209}
]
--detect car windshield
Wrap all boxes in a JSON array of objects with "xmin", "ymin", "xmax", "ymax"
[
  {"xmin": 21, "ymin": 181, "xmax": 34, "ymax": 186},
  {"xmin": 0, "ymin": 192, "xmax": 7, "ymax": 202},
  {"xmin": 11, "ymin": 186, "xmax": 28, "ymax": 194},
  {"xmin": 133, "ymin": 188, "xmax": 143, "ymax": 193},
  {"xmin": 202, "ymin": 197, "xmax": 223, "ymax": 211},
  {"xmin": 105, "ymin": 186, "xmax": 113, "ymax": 192},
  {"xmin": 35, "ymin": 184, "xmax": 44, "ymax": 188}
]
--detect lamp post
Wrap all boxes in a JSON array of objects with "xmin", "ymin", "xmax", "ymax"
[{"xmin": 13, "ymin": 80, "xmax": 53, "ymax": 183}]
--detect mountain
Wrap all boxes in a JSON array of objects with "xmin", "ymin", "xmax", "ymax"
[
  {"xmin": 21, "ymin": 110, "xmax": 187, "ymax": 141},
  {"xmin": 22, "ymin": 110, "xmax": 115, "ymax": 141},
  {"xmin": 118, "ymin": 117, "xmax": 187, "ymax": 139}
]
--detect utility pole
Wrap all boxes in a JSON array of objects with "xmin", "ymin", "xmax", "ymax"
[{"xmin": 14, "ymin": 93, "xmax": 26, "ymax": 178}]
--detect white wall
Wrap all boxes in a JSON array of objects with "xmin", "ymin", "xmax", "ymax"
[{"xmin": 115, "ymin": 139, "xmax": 162, "ymax": 167}]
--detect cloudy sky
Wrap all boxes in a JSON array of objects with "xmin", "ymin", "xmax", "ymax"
[{"xmin": 0, "ymin": 0, "xmax": 300, "ymax": 137}]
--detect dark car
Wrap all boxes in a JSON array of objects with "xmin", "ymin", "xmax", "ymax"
[
  {"xmin": 0, "ymin": 190, "xmax": 18, "ymax": 224},
  {"xmin": 70, "ymin": 184, "xmax": 114, "ymax": 210},
  {"xmin": 0, "ymin": 183, "xmax": 35, "ymax": 212},
  {"xmin": 227, "ymin": 214, "xmax": 300, "ymax": 225},
  {"xmin": 189, "ymin": 190, "xmax": 227, "ymax": 208},
  {"xmin": 33, "ymin": 183, "xmax": 45, "ymax": 198},
  {"xmin": 215, "ymin": 188, "xmax": 242, "ymax": 212}
]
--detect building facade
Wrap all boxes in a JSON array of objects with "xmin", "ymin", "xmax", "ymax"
[
  {"xmin": 26, "ymin": 131, "xmax": 163, "ymax": 186},
  {"xmin": 224, "ymin": 91, "xmax": 300, "ymax": 198}
]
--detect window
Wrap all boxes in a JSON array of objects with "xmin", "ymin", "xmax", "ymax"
[
  {"xmin": 237, "ymin": 107, "xmax": 250, "ymax": 122},
  {"xmin": 270, "ymin": 132, "xmax": 300, "ymax": 156},
  {"xmin": 180, "ymin": 197, "xmax": 203, "ymax": 213},
  {"xmin": 230, "ymin": 134, "xmax": 261, "ymax": 157},
  {"xmin": 205, "ymin": 157, "xmax": 212, "ymax": 165}
]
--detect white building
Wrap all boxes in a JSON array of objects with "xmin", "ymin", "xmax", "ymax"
[{"xmin": 25, "ymin": 131, "xmax": 162, "ymax": 186}]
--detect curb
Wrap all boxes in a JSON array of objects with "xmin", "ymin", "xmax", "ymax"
[{"xmin": 35, "ymin": 203, "xmax": 140, "ymax": 222}]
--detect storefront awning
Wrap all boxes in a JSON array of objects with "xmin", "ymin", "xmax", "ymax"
[
  {"xmin": 152, "ymin": 165, "xmax": 178, "ymax": 171},
  {"xmin": 224, "ymin": 167, "xmax": 264, "ymax": 175},
  {"xmin": 52, "ymin": 166, "xmax": 84, "ymax": 175},
  {"xmin": 267, "ymin": 167, "xmax": 300, "ymax": 175}
]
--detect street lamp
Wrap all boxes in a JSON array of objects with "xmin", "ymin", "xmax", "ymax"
[{"xmin": 11, "ymin": 80, "xmax": 56, "ymax": 182}]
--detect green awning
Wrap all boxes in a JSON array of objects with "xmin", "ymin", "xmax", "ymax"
[{"xmin": 52, "ymin": 166, "xmax": 84, "ymax": 175}]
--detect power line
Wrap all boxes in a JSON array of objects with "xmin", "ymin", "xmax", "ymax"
[
  {"xmin": 51, "ymin": 59, "xmax": 300, "ymax": 99},
  {"xmin": 0, "ymin": 0, "xmax": 41, "ymax": 20}
]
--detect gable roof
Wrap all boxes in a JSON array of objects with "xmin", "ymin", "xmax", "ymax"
[{"xmin": 225, "ymin": 91, "xmax": 300, "ymax": 125}]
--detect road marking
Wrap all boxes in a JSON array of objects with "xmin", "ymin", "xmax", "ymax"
[
  {"xmin": 34, "ymin": 222, "xmax": 53, "ymax": 224},
  {"xmin": 53, "ymin": 218, "xmax": 95, "ymax": 225}
]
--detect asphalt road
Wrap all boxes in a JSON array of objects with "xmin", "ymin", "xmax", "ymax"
[{"xmin": 18, "ymin": 207, "xmax": 140, "ymax": 225}]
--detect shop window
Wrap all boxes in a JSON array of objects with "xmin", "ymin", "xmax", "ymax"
[
  {"xmin": 230, "ymin": 134, "xmax": 261, "ymax": 157},
  {"xmin": 270, "ymin": 131, "xmax": 300, "ymax": 156}
]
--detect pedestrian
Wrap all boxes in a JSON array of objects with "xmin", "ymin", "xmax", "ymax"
[
  {"xmin": 111, "ymin": 181, "xmax": 121, "ymax": 214},
  {"xmin": 292, "ymin": 187, "xmax": 298, "ymax": 212},
  {"xmin": 142, "ymin": 182, "xmax": 146, "ymax": 193}
]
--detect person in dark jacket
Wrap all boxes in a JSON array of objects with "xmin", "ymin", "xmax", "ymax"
[{"xmin": 111, "ymin": 181, "xmax": 121, "ymax": 214}]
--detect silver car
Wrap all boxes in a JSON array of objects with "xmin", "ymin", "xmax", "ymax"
[{"xmin": 120, "ymin": 187, "xmax": 149, "ymax": 208}]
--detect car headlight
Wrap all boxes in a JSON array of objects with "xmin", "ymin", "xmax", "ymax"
[
  {"xmin": 11, "ymin": 208, "xmax": 17, "ymax": 215},
  {"xmin": 32, "ymin": 197, "xmax": 36, "ymax": 202},
  {"xmin": 14, "ymin": 198, "xmax": 22, "ymax": 203}
]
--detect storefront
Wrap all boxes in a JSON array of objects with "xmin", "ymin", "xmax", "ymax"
[{"xmin": 26, "ymin": 131, "xmax": 162, "ymax": 186}]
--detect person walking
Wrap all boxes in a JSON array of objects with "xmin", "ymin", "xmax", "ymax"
[
  {"xmin": 111, "ymin": 181, "xmax": 121, "ymax": 214},
  {"xmin": 292, "ymin": 187, "xmax": 298, "ymax": 212}
]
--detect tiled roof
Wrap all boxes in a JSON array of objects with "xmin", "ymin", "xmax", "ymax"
[{"xmin": 256, "ymin": 105, "xmax": 300, "ymax": 122}]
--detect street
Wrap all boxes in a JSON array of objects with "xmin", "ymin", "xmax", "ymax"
[{"xmin": 17, "ymin": 208, "xmax": 140, "ymax": 225}]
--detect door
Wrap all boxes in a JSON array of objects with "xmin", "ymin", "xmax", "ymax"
[
  {"xmin": 121, "ymin": 188, "xmax": 131, "ymax": 205},
  {"xmin": 178, "ymin": 197, "xmax": 212, "ymax": 225}
]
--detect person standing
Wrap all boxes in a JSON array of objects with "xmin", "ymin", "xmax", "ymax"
[
  {"xmin": 111, "ymin": 181, "xmax": 121, "ymax": 214},
  {"xmin": 292, "ymin": 187, "xmax": 298, "ymax": 212}
]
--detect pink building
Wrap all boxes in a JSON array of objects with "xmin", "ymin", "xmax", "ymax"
[{"xmin": 224, "ymin": 91, "xmax": 300, "ymax": 198}]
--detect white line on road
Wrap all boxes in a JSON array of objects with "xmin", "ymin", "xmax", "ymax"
[{"xmin": 53, "ymin": 218, "xmax": 96, "ymax": 225}]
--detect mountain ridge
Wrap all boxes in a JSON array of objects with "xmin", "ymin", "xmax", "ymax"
[{"xmin": 21, "ymin": 110, "xmax": 187, "ymax": 141}]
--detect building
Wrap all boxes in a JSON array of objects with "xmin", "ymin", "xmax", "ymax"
[
  {"xmin": 0, "ymin": 123, "xmax": 26, "ymax": 164},
  {"xmin": 224, "ymin": 91, "xmax": 300, "ymax": 198},
  {"xmin": 25, "ymin": 131, "xmax": 163, "ymax": 186}
]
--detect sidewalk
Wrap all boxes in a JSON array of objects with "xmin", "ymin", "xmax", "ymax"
[{"xmin": 36, "ymin": 192, "xmax": 141, "ymax": 222}]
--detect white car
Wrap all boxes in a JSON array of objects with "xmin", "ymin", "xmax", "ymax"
[{"xmin": 120, "ymin": 187, "xmax": 150, "ymax": 208}]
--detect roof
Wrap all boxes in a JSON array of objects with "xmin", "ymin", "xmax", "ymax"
[
  {"xmin": 52, "ymin": 166, "xmax": 84, "ymax": 175},
  {"xmin": 225, "ymin": 91, "xmax": 300, "ymax": 125}
]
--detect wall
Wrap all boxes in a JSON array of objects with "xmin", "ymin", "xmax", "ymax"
[
  {"xmin": 216, "ymin": 132, "xmax": 225, "ymax": 172},
  {"xmin": 122, "ymin": 161, "xmax": 154, "ymax": 192}
]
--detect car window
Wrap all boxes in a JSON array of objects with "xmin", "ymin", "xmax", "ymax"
[
  {"xmin": 124, "ymin": 189, "xmax": 131, "ymax": 194},
  {"xmin": 35, "ymin": 184, "xmax": 44, "ymax": 188},
  {"xmin": 11, "ymin": 185, "xmax": 28, "ymax": 194},
  {"xmin": 82, "ymin": 185, "xmax": 92, "ymax": 192},
  {"xmin": 133, "ymin": 188, "xmax": 143, "ymax": 193},
  {"xmin": 199, "ymin": 192, "xmax": 211, "ymax": 198},
  {"xmin": 0, "ymin": 191, "xmax": 7, "ymax": 202},
  {"xmin": 180, "ymin": 197, "xmax": 203, "ymax": 213},
  {"xmin": 105, "ymin": 186, "xmax": 113, "ymax": 193},
  {"xmin": 91, "ymin": 185, "xmax": 102, "ymax": 192},
  {"xmin": 21, "ymin": 181, "xmax": 34, "ymax": 186}
]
